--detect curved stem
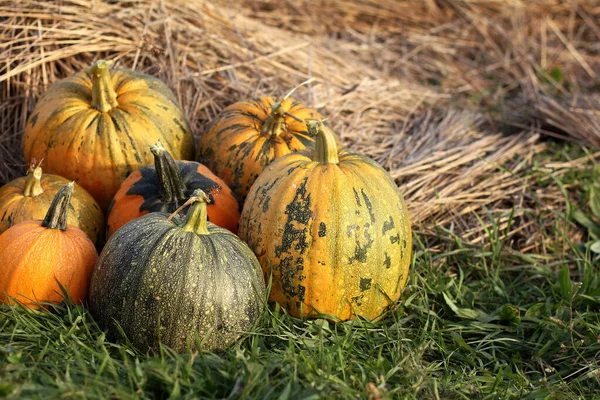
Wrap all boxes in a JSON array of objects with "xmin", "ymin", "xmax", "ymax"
[
  {"xmin": 307, "ymin": 120, "xmax": 340, "ymax": 164},
  {"xmin": 150, "ymin": 141, "xmax": 187, "ymax": 207},
  {"xmin": 260, "ymin": 102, "xmax": 286, "ymax": 138},
  {"xmin": 41, "ymin": 182, "xmax": 74, "ymax": 231},
  {"xmin": 88, "ymin": 60, "xmax": 118, "ymax": 113},
  {"xmin": 23, "ymin": 167, "xmax": 44, "ymax": 197},
  {"xmin": 179, "ymin": 189, "xmax": 210, "ymax": 235}
]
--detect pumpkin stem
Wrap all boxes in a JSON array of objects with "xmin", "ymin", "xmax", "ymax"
[
  {"xmin": 260, "ymin": 78, "xmax": 316, "ymax": 138},
  {"xmin": 23, "ymin": 166, "xmax": 44, "ymax": 197},
  {"xmin": 88, "ymin": 60, "xmax": 118, "ymax": 113},
  {"xmin": 150, "ymin": 141, "xmax": 187, "ymax": 207},
  {"xmin": 260, "ymin": 102, "xmax": 286, "ymax": 138},
  {"xmin": 307, "ymin": 120, "xmax": 339, "ymax": 164},
  {"xmin": 179, "ymin": 189, "xmax": 211, "ymax": 235},
  {"xmin": 41, "ymin": 182, "xmax": 74, "ymax": 231}
]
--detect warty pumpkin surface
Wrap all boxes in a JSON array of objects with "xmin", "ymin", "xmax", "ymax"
[
  {"xmin": 23, "ymin": 60, "xmax": 195, "ymax": 210},
  {"xmin": 0, "ymin": 183, "xmax": 98, "ymax": 308},
  {"xmin": 197, "ymin": 96, "xmax": 328, "ymax": 201},
  {"xmin": 239, "ymin": 121, "xmax": 412, "ymax": 321},
  {"xmin": 107, "ymin": 141, "xmax": 240, "ymax": 237},
  {"xmin": 90, "ymin": 190, "xmax": 266, "ymax": 353},
  {"xmin": 0, "ymin": 165, "xmax": 104, "ymax": 247}
]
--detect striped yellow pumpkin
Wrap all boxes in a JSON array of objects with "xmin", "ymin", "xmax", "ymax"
[
  {"xmin": 23, "ymin": 60, "xmax": 195, "ymax": 210},
  {"xmin": 197, "ymin": 96, "xmax": 329, "ymax": 202}
]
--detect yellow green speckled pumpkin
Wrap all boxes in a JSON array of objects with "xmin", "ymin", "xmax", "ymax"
[
  {"xmin": 196, "ymin": 96, "xmax": 331, "ymax": 202},
  {"xmin": 0, "ymin": 165, "xmax": 105, "ymax": 248},
  {"xmin": 90, "ymin": 189, "xmax": 265, "ymax": 353},
  {"xmin": 239, "ymin": 120, "xmax": 412, "ymax": 321},
  {"xmin": 23, "ymin": 60, "xmax": 195, "ymax": 210}
]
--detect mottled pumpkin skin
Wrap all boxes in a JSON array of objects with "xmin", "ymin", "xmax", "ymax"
[
  {"xmin": 90, "ymin": 213, "xmax": 266, "ymax": 353},
  {"xmin": 23, "ymin": 66, "xmax": 195, "ymax": 210},
  {"xmin": 107, "ymin": 161, "xmax": 240, "ymax": 237},
  {"xmin": 0, "ymin": 172, "xmax": 104, "ymax": 247},
  {"xmin": 197, "ymin": 96, "xmax": 325, "ymax": 201},
  {"xmin": 239, "ymin": 150, "xmax": 412, "ymax": 320},
  {"xmin": 0, "ymin": 222, "xmax": 97, "ymax": 308}
]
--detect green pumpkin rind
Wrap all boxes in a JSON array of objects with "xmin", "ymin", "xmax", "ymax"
[{"xmin": 89, "ymin": 195, "xmax": 266, "ymax": 353}]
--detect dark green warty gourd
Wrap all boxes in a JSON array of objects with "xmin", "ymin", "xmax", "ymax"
[{"xmin": 89, "ymin": 189, "xmax": 266, "ymax": 353}]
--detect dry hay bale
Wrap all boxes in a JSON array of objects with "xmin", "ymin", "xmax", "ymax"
[
  {"xmin": 2, "ymin": 0, "xmax": 592, "ymax": 247},
  {"xmin": 535, "ymin": 94, "xmax": 600, "ymax": 148}
]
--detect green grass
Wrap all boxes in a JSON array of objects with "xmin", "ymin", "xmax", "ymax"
[{"xmin": 2, "ymin": 148, "xmax": 600, "ymax": 399}]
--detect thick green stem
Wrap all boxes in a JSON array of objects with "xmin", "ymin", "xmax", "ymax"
[
  {"xmin": 88, "ymin": 60, "xmax": 118, "ymax": 113},
  {"xmin": 23, "ymin": 167, "xmax": 44, "ymax": 197},
  {"xmin": 150, "ymin": 141, "xmax": 187, "ymax": 207},
  {"xmin": 41, "ymin": 182, "xmax": 74, "ymax": 231},
  {"xmin": 180, "ymin": 189, "xmax": 210, "ymax": 235},
  {"xmin": 307, "ymin": 120, "xmax": 339, "ymax": 164},
  {"xmin": 260, "ymin": 102, "xmax": 286, "ymax": 138}
]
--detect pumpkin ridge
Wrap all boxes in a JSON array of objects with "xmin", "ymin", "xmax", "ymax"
[
  {"xmin": 0, "ymin": 224, "xmax": 46, "ymax": 293},
  {"xmin": 59, "ymin": 111, "xmax": 99, "ymax": 168},
  {"xmin": 123, "ymin": 216, "xmax": 176, "ymax": 337},
  {"xmin": 215, "ymin": 123, "xmax": 257, "ymax": 140},
  {"xmin": 3, "ymin": 227, "xmax": 58, "ymax": 302},
  {"xmin": 254, "ymin": 97, "xmax": 273, "ymax": 115},
  {"xmin": 127, "ymin": 99, "xmax": 189, "ymax": 152},
  {"xmin": 159, "ymin": 232, "xmax": 198, "ymax": 348},
  {"xmin": 109, "ymin": 109, "xmax": 143, "ymax": 164}
]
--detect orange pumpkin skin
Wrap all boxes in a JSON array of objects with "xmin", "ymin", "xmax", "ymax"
[
  {"xmin": 0, "ymin": 184, "xmax": 97, "ymax": 308},
  {"xmin": 197, "ymin": 96, "xmax": 328, "ymax": 201},
  {"xmin": 23, "ymin": 60, "xmax": 195, "ymax": 210},
  {"xmin": 0, "ymin": 167, "xmax": 105, "ymax": 247},
  {"xmin": 107, "ymin": 143, "xmax": 240, "ymax": 237},
  {"xmin": 239, "ymin": 122, "xmax": 412, "ymax": 321}
]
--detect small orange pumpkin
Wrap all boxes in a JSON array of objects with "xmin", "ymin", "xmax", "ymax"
[
  {"xmin": 107, "ymin": 141, "xmax": 240, "ymax": 237},
  {"xmin": 0, "ymin": 164, "xmax": 105, "ymax": 247},
  {"xmin": 197, "ymin": 96, "xmax": 331, "ymax": 201},
  {"xmin": 0, "ymin": 183, "xmax": 98, "ymax": 308}
]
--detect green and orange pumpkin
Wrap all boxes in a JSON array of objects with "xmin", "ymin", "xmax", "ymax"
[
  {"xmin": 90, "ymin": 189, "xmax": 266, "ymax": 353},
  {"xmin": 0, "ymin": 164, "xmax": 104, "ymax": 247},
  {"xmin": 23, "ymin": 60, "xmax": 195, "ymax": 210},
  {"xmin": 0, "ymin": 183, "xmax": 98, "ymax": 308},
  {"xmin": 239, "ymin": 120, "xmax": 412, "ymax": 321},
  {"xmin": 107, "ymin": 141, "xmax": 240, "ymax": 237},
  {"xmin": 197, "ymin": 96, "xmax": 332, "ymax": 201}
]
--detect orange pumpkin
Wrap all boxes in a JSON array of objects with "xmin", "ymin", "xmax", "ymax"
[
  {"xmin": 107, "ymin": 141, "xmax": 240, "ymax": 237},
  {"xmin": 197, "ymin": 96, "xmax": 332, "ymax": 201},
  {"xmin": 0, "ymin": 183, "xmax": 98, "ymax": 308},
  {"xmin": 239, "ymin": 120, "xmax": 412, "ymax": 321},
  {"xmin": 0, "ymin": 164, "xmax": 105, "ymax": 247},
  {"xmin": 23, "ymin": 60, "xmax": 195, "ymax": 210}
]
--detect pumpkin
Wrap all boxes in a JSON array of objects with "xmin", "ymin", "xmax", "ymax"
[
  {"xmin": 90, "ymin": 189, "xmax": 266, "ymax": 353},
  {"xmin": 0, "ymin": 164, "xmax": 105, "ymax": 247},
  {"xmin": 238, "ymin": 120, "xmax": 412, "ymax": 321},
  {"xmin": 23, "ymin": 60, "xmax": 195, "ymax": 210},
  {"xmin": 107, "ymin": 141, "xmax": 240, "ymax": 237},
  {"xmin": 197, "ymin": 96, "xmax": 333, "ymax": 202},
  {"xmin": 0, "ymin": 183, "xmax": 98, "ymax": 308}
]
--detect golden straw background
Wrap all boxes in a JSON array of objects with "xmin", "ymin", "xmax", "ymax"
[{"xmin": 2, "ymin": 0, "xmax": 599, "ymax": 250}]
